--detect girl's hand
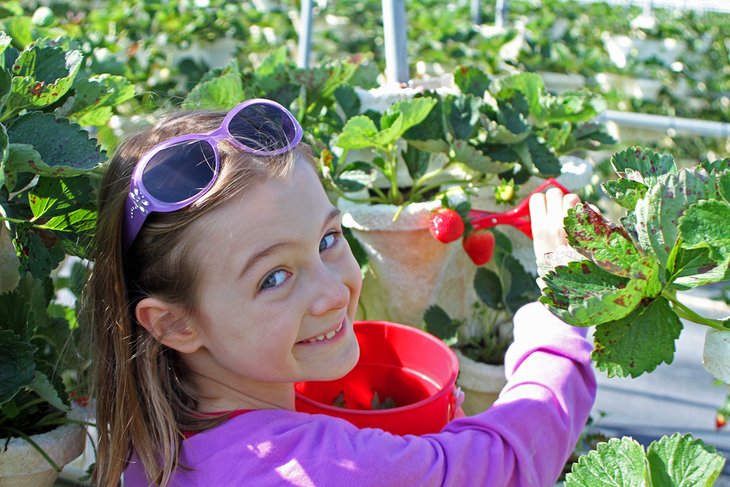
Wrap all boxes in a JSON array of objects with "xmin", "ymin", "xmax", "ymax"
[{"xmin": 529, "ymin": 188, "xmax": 581, "ymax": 288}]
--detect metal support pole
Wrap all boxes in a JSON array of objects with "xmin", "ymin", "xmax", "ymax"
[
  {"xmin": 382, "ymin": 0, "xmax": 409, "ymax": 84},
  {"xmin": 297, "ymin": 0, "xmax": 314, "ymax": 68},
  {"xmin": 495, "ymin": 0, "xmax": 508, "ymax": 29},
  {"xmin": 598, "ymin": 110, "xmax": 730, "ymax": 138},
  {"xmin": 471, "ymin": 0, "xmax": 482, "ymax": 24}
]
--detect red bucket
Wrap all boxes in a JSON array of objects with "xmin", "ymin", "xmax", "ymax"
[{"xmin": 295, "ymin": 320, "xmax": 459, "ymax": 436}]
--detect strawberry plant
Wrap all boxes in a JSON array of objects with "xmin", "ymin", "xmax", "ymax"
[
  {"xmin": 0, "ymin": 30, "xmax": 128, "ymax": 470},
  {"xmin": 540, "ymin": 146, "xmax": 728, "ymax": 378}
]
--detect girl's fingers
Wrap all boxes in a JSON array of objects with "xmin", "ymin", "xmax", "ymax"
[{"xmin": 530, "ymin": 189, "xmax": 581, "ymax": 260}]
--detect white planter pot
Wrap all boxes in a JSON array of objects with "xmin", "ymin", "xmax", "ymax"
[
  {"xmin": 341, "ymin": 198, "xmax": 478, "ymax": 327},
  {"xmin": 0, "ymin": 422, "xmax": 85, "ymax": 487},
  {"xmin": 455, "ymin": 350, "xmax": 507, "ymax": 416},
  {"xmin": 703, "ymin": 328, "xmax": 730, "ymax": 384}
]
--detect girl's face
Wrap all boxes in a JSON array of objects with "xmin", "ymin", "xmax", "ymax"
[{"xmin": 185, "ymin": 156, "xmax": 362, "ymax": 411}]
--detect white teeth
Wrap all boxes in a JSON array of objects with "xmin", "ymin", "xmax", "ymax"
[{"xmin": 303, "ymin": 321, "xmax": 344, "ymax": 343}]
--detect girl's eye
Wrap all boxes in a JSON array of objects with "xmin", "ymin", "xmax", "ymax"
[
  {"xmin": 319, "ymin": 230, "xmax": 341, "ymax": 252},
  {"xmin": 260, "ymin": 270, "xmax": 289, "ymax": 291}
]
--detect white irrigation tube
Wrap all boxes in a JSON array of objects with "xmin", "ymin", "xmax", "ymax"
[
  {"xmin": 597, "ymin": 110, "xmax": 730, "ymax": 138},
  {"xmin": 297, "ymin": 0, "xmax": 314, "ymax": 68},
  {"xmin": 382, "ymin": 0, "xmax": 409, "ymax": 84},
  {"xmin": 472, "ymin": 0, "xmax": 482, "ymax": 24},
  {"xmin": 494, "ymin": 0, "xmax": 509, "ymax": 28}
]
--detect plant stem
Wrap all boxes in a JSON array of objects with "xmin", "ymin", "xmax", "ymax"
[
  {"xmin": 662, "ymin": 291, "xmax": 729, "ymax": 331},
  {"xmin": 412, "ymin": 178, "xmax": 471, "ymax": 201},
  {"xmin": 2, "ymin": 427, "xmax": 62, "ymax": 472}
]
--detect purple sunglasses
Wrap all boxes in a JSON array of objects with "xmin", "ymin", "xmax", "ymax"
[{"xmin": 122, "ymin": 98, "xmax": 303, "ymax": 251}]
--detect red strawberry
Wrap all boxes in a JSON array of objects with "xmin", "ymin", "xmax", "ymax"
[
  {"xmin": 717, "ymin": 413, "xmax": 727, "ymax": 429},
  {"xmin": 462, "ymin": 229, "xmax": 495, "ymax": 265},
  {"xmin": 428, "ymin": 208, "xmax": 465, "ymax": 243}
]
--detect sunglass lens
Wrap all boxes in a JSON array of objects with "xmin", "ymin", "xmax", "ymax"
[
  {"xmin": 141, "ymin": 140, "xmax": 217, "ymax": 203},
  {"xmin": 229, "ymin": 103, "xmax": 298, "ymax": 152}
]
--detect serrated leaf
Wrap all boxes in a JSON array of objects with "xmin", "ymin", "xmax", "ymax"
[
  {"xmin": 501, "ymin": 253, "xmax": 540, "ymax": 313},
  {"xmin": 182, "ymin": 71, "xmax": 244, "ymax": 110},
  {"xmin": 403, "ymin": 145, "xmax": 429, "ymax": 181},
  {"xmin": 499, "ymin": 73, "xmax": 544, "ymax": 120},
  {"xmin": 611, "ymin": 147, "xmax": 677, "ymax": 183},
  {"xmin": 541, "ymin": 258, "xmax": 658, "ymax": 327},
  {"xmin": 718, "ymin": 171, "xmax": 730, "ymax": 203},
  {"xmin": 451, "ymin": 140, "xmax": 514, "ymax": 174},
  {"xmin": 7, "ymin": 43, "xmax": 82, "ymax": 110},
  {"xmin": 672, "ymin": 247, "xmax": 730, "ymax": 289},
  {"xmin": 497, "ymin": 92, "xmax": 530, "ymax": 135},
  {"xmin": 0, "ymin": 330, "xmax": 36, "ymax": 405},
  {"xmin": 453, "ymin": 65, "xmax": 490, "ymax": 97},
  {"xmin": 376, "ymin": 97, "xmax": 437, "ymax": 147},
  {"xmin": 423, "ymin": 304, "xmax": 458, "ymax": 341},
  {"xmin": 29, "ymin": 371, "xmax": 69, "ymax": 413},
  {"xmin": 336, "ymin": 115, "xmax": 381, "ymax": 150},
  {"xmin": 0, "ymin": 272, "xmax": 48, "ymax": 339},
  {"xmin": 484, "ymin": 119, "xmax": 530, "ymax": 144},
  {"xmin": 540, "ymin": 91, "xmax": 605, "ymax": 125},
  {"xmin": 6, "ymin": 113, "xmax": 105, "ymax": 175},
  {"xmin": 474, "ymin": 267, "xmax": 503, "ymax": 310},
  {"xmin": 678, "ymin": 200, "xmax": 730, "ymax": 264},
  {"xmin": 592, "ymin": 297, "xmax": 682, "ymax": 378},
  {"xmin": 15, "ymin": 225, "xmax": 65, "ymax": 280},
  {"xmin": 647, "ymin": 433, "xmax": 725, "ymax": 486},
  {"xmin": 334, "ymin": 84, "xmax": 360, "ymax": 119},
  {"xmin": 443, "ymin": 94, "xmax": 481, "ymax": 141},
  {"xmin": 602, "ymin": 178, "xmax": 647, "ymax": 210},
  {"xmin": 565, "ymin": 204, "xmax": 642, "ymax": 277},
  {"xmin": 0, "ymin": 67, "xmax": 10, "ymax": 109},
  {"xmin": 29, "ymin": 176, "xmax": 93, "ymax": 219},
  {"xmin": 635, "ymin": 169, "xmax": 719, "ymax": 270},
  {"xmin": 0, "ymin": 32, "xmax": 11, "ymax": 57},
  {"xmin": 66, "ymin": 74, "xmax": 135, "ymax": 126},
  {"xmin": 403, "ymin": 94, "xmax": 444, "ymax": 143},
  {"xmin": 525, "ymin": 135, "xmax": 561, "ymax": 176},
  {"xmin": 565, "ymin": 437, "xmax": 648, "ymax": 487}
]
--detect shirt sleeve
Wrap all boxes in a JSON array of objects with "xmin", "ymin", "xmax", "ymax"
[{"xmin": 167, "ymin": 302, "xmax": 596, "ymax": 487}]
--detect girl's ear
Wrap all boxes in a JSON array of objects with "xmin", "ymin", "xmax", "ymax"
[{"xmin": 135, "ymin": 297, "xmax": 202, "ymax": 354}]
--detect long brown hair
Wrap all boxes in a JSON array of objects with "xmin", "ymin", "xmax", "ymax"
[{"xmin": 87, "ymin": 110, "xmax": 310, "ymax": 486}]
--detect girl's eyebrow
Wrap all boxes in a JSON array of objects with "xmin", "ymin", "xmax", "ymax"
[{"xmin": 239, "ymin": 207, "xmax": 342, "ymax": 280}]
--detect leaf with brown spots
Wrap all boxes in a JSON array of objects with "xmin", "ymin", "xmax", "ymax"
[
  {"xmin": 610, "ymin": 147, "xmax": 677, "ymax": 184},
  {"xmin": 592, "ymin": 297, "xmax": 682, "ymax": 378},
  {"xmin": 565, "ymin": 203, "xmax": 641, "ymax": 277}
]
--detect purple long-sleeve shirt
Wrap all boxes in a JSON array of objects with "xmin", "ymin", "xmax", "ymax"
[{"xmin": 125, "ymin": 302, "xmax": 596, "ymax": 486}]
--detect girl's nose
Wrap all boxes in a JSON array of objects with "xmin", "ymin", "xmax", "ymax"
[{"xmin": 308, "ymin": 265, "xmax": 350, "ymax": 317}]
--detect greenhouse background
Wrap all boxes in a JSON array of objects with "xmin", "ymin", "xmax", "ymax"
[{"xmin": 0, "ymin": 0, "xmax": 728, "ymax": 485}]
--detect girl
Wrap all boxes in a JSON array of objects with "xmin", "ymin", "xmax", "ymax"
[{"xmin": 88, "ymin": 99, "xmax": 596, "ymax": 486}]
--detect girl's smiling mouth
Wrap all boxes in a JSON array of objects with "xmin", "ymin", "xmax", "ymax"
[{"xmin": 298, "ymin": 319, "xmax": 345, "ymax": 344}]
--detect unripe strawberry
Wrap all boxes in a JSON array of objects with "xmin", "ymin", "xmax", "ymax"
[
  {"xmin": 428, "ymin": 208, "xmax": 465, "ymax": 243},
  {"xmin": 462, "ymin": 229, "xmax": 495, "ymax": 266}
]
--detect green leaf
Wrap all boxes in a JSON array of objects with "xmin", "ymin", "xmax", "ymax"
[
  {"xmin": 501, "ymin": 253, "xmax": 540, "ymax": 313},
  {"xmin": 0, "ymin": 272, "xmax": 48, "ymax": 339},
  {"xmin": 0, "ymin": 66, "xmax": 11, "ymax": 110},
  {"xmin": 497, "ymin": 92, "xmax": 530, "ymax": 135},
  {"xmin": 0, "ymin": 122, "xmax": 7, "ymax": 188},
  {"xmin": 565, "ymin": 204, "xmax": 642, "ymax": 277},
  {"xmin": 29, "ymin": 176, "xmax": 93, "ymax": 219},
  {"xmin": 6, "ymin": 113, "xmax": 106, "ymax": 176},
  {"xmin": 334, "ymin": 85, "xmax": 360, "ymax": 120},
  {"xmin": 453, "ymin": 65, "xmax": 490, "ymax": 98},
  {"xmin": 376, "ymin": 97, "xmax": 437, "ymax": 147},
  {"xmin": 474, "ymin": 267, "xmax": 503, "ymax": 310},
  {"xmin": 602, "ymin": 178, "xmax": 648, "ymax": 210},
  {"xmin": 565, "ymin": 437, "xmax": 648, "ymax": 487},
  {"xmin": 541, "ymin": 257, "xmax": 659, "ymax": 327},
  {"xmin": 499, "ymin": 73, "xmax": 545, "ymax": 120},
  {"xmin": 540, "ymin": 91, "xmax": 605, "ymax": 125},
  {"xmin": 15, "ymin": 224, "xmax": 65, "ymax": 280},
  {"xmin": 336, "ymin": 115, "xmax": 381, "ymax": 150},
  {"xmin": 29, "ymin": 371, "xmax": 69, "ymax": 413},
  {"xmin": 403, "ymin": 95, "xmax": 445, "ymax": 145},
  {"xmin": 0, "ymin": 330, "xmax": 36, "ymax": 405},
  {"xmin": 718, "ymin": 171, "xmax": 730, "ymax": 203},
  {"xmin": 423, "ymin": 304, "xmax": 458, "ymax": 341},
  {"xmin": 255, "ymin": 46, "xmax": 290, "ymax": 78},
  {"xmin": 443, "ymin": 94, "xmax": 481, "ymax": 141},
  {"xmin": 0, "ymin": 32, "xmax": 11, "ymax": 58},
  {"xmin": 66, "ymin": 74, "xmax": 135, "ymax": 126},
  {"xmin": 6, "ymin": 42, "xmax": 82, "ymax": 111},
  {"xmin": 611, "ymin": 147, "xmax": 677, "ymax": 183},
  {"xmin": 678, "ymin": 200, "xmax": 730, "ymax": 264},
  {"xmin": 451, "ymin": 140, "xmax": 514, "ymax": 174},
  {"xmin": 183, "ymin": 71, "xmax": 245, "ymax": 110},
  {"xmin": 403, "ymin": 145, "xmax": 429, "ymax": 181},
  {"xmin": 672, "ymin": 247, "xmax": 730, "ymax": 289},
  {"xmin": 635, "ymin": 169, "xmax": 719, "ymax": 270},
  {"xmin": 647, "ymin": 433, "xmax": 726, "ymax": 486},
  {"xmin": 592, "ymin": 297, "xmax": 682, "ymax": 378}
]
